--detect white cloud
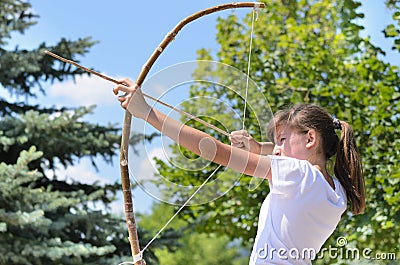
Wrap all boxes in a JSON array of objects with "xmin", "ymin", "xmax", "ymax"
[
  {"xmin": 135, "ymin": 147, "xmax": 170, "ymax": 181},
  {"xmin": 46, "ymin": 160, "xmax": 111, "ymax": 185},
  {"xmin": 108, "ymin": 199, "xmax": 125, "ymax": 215},
  {"xmin": 48, "ymin": 74, "xmax": 115, "ymax": 106}
]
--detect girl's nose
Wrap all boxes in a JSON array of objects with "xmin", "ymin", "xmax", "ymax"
[{"xmin": 273, "ymin": 146, "xmax": 281, "ymax": 156}]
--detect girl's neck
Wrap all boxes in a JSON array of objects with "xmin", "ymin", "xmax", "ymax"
[
  {"xmin": 313, "ymin": 163, "xmax": 335, "ymax": 190},
  {"xmin": 309, "ymin": 155, "xmax": 335, "ymax": 190}
]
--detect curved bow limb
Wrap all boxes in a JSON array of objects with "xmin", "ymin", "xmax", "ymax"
[{"xmin": 120, "ymin": 2, "xmax": 265, "ymax": 264}]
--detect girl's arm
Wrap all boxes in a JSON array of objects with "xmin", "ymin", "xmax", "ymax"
[{"xmin": 113, "ymin": 79, "xmax": 271, "ymax": 180}]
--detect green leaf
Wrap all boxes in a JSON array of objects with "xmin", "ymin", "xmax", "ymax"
[{"xmin": 384, "ymin": 24, "xmax": 400, "ymax": 37}]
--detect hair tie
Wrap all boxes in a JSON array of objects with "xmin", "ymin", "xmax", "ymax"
[{"xmin": 332, "ymin": 118, "xmax": 342, "ymax": 130}]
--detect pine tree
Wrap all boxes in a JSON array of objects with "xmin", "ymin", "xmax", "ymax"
[{"xmin": 0, "ymin": 1, "xmax": 136, "ymax": 264}]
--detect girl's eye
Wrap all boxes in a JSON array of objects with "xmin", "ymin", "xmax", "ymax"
[{"xmin": 280, "ymin": 138, "xmax": 286, "ymax": 143}]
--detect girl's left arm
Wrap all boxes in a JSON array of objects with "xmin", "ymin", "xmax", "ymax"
[{"xmin": 113, "ymin": 79, "xmax": 271, "ymax": 180}]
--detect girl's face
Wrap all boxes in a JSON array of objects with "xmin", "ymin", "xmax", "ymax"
[{"xmin": 273, "ymin": 125, "xmax": 311, "ymax": 160}]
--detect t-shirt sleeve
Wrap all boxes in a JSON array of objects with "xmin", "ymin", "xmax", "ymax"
[{"xmin": 268, "ymin": 155, "xmax": 311, "ymax": 198}]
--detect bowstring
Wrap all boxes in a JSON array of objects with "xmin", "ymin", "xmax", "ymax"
[
  {"xmin": 242, "ymin": 6, "xmax": 257, "ymax": 130},
  {"xmin": 122, "ymin": 6, "xmax": 260, "ymax": 264},
  {"xmin": 121, "ymin": 163, "xmax": 222, "ymax": 265},
  {"xmin": 140, "ymin": 165, "xmax": 222, "ymax": 254}
]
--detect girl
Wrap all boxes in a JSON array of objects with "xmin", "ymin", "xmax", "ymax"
[{"xmin": 113, "ymin": 79, "xmax": 365, "ymax": 264}]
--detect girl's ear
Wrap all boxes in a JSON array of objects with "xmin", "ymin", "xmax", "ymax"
[{"xmin": 306, "ymin": 129, "xmax": 317, "ymax": 149}]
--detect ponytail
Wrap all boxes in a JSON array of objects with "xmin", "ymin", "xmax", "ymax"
[{"xmin": 334, "ymin": 121, "xmax": 366, "ymax": 215}]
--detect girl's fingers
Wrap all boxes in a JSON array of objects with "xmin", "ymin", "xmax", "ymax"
[
  {"xmin": 239, "ymin": 129, "xmax": 249, "ymax": 136},
  {"xmin": 230, "ymin": 130, "xmax": 241, "ymax": 136},
  {"xmin": 113, "ymin": 84, "xmax": 133, "ymax": 95},
  {"xmin": 230, "ymin": 137, "xmax": 242, "ymax": 144},
  {"xmin": 121, "ymin": 100, "xmax": 130, "ymax": 109},
  {"xmin": 113, "ymin": 78, "xmax": 148, "ymax": 113},
  {"xmin": 118, "ymin": 94, "xmax": 131, "ymax": 110},
  {"xmin": 113, "ymin": 79, "xmax": 139, "ymax": 95},
  {"xmin": 230, "ymin": 135, "xmax": 246, "ymax": 148},
  {"xmin": 230, "ymin": 134, "xmax": 246, "ymax": 142},
  {"xmin": 118, "ymin": 78, "xmax": 134, "ymax": 87},
  {"xmin": 119, "ymin": 90, "xmax": 132, "ymax": 101},
  {"xmin": 117, "ymin": 96, "xmax": 125, "ymax": 103},
  {"xmin": 230, "ymin": 129, "xmax": 249, "ymax": 136}
]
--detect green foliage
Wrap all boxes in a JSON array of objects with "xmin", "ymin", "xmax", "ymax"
[
  {"xmin": 0, "ymin": 107, "xmax": 120, "ymax": 169},
  {"xmin": 0, "ymin": 36, "xmax": 97, "ymax": 99},
  {"xmin": 385, "ymin": 0, "xmax": 400, "ymax": 52},
  {"xmin": 0, "ymin": 147, "xmax": 121, "ymax": 264},
  {"xmin": 138, "ymin": 203, "xmax": 249, "ymax": 265},
  {"xmin": 0, "ymin": 0, "xmax": 37, "ymax": 45},
  {"xmin": 0, "ymin": 0, "xmax": 98, "ymax": 104},
  {"xmin": 154, "ymin": 0, "xmax": 400, "ymax": 263},
  {"xmin": 156, "ymin": 233, "xmax": 248, "ymax": 265}
]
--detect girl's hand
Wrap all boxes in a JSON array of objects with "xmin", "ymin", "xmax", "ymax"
[
  {"xmin": 113, "ymin": 78, "xmax": 151, "ymax": 120},
  {"xmin": 229, "ymin": 130, "xmax": 262, "ymax": 154}
]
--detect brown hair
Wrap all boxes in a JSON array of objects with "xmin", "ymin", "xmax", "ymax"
[{"xmin": 266, "ymin": 104, "xmax": 365, "ymax": 215}]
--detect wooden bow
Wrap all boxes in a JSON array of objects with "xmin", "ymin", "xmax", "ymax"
[{"xmin": 120, "ymin": 2, "xmax": 265, "ymax": 264}]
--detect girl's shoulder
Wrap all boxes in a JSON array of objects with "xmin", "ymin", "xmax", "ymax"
[
  {"xmin": 268, "ymin": 155, "xmax": 313, "ymax": 175},
  {"xmin": 268, "ymin": 155, "xmax": 321, "ymax": 175},
  {"xmin": 267, "ymin": 155, "xmax": 312, "ymax": 194},
  {"xmin": 268, "ymin": 155, "xmax": 344, "ymax": 199}
]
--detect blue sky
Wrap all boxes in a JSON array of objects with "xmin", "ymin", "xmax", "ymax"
[{"xmin": 8, "ymin": 0, "xmax": 400, "ymax": 214}]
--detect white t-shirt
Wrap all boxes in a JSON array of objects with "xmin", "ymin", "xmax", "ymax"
[{"xmin": 249, "ymin": 156, "xmax": 347, "ymax": 265}]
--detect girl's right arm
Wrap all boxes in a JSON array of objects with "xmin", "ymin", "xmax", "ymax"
[{"xmin": 113, "ymin": 79, "xmax": 272, "ymax": 180}]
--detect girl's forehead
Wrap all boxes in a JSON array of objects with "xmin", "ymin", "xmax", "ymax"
[
  {"xmin": 276, "ymin": 124, "xmax": 290, "ymax": 135},
  {"xmin": 272, "ymin": 125, "xmax": 289, "ymax": 142}
]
